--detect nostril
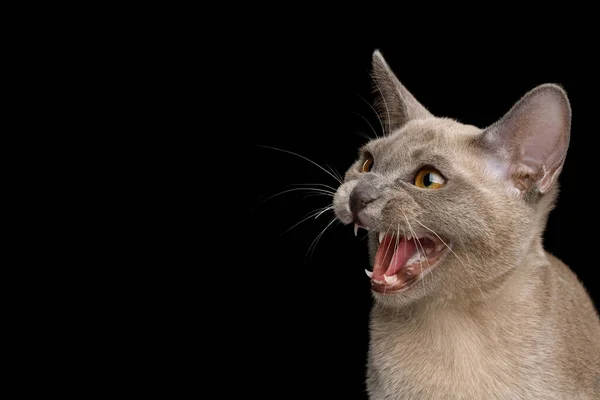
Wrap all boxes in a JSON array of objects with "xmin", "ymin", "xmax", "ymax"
[{"xmin": 349, "ymin": 184, "xmax": 380, "ymax": 217}]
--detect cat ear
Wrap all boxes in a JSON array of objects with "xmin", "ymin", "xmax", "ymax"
[
  {"xmin": 481, "ymin": 84, "xmax": 571, "ymax": 194},
  {"xmin": 371, "ymin": 50, "xmax": 433, "ymax": 134}
]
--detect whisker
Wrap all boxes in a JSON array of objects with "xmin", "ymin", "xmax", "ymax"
[
  {"xmin": 386, "ymin": 225, "xmax": 402, "ymax": 295},
  {"xmin": 301, "ymin": 193, "xmax": 334, "ymax": 199},
  {"xmin": 401, "ymin": 212, "xmax": 428, "ymax": 296},
  {"xmin": 396, "ymin": 223, "xmax": 402, "ymax": 318},
  {"xmin": 413, "ymin": 220, "xmax": 489, "ymax": 305},
  {"xmin": 262, "ymin": 187, "xmax": 335, "ymax": 203},
  {"xmin": 415, "ymin": 236, "xmax": 431, "ymax": 296},
  {"xmin": 355, "ymin": 93, "xmax": 384, "ymax": 139},
  {"xmin": 307, "ymin": 217, "xmax": 338, "ymax": 260},
  {"xmin": 292, "ymin": 183, "xmax": 339, "ymax": 192},
  {"xmin": 257, "ymin": 145, "xmax": 342, "ymax": 184},
  {"xmin": 283, "ymin": 206, "xmax": 334, "ymax": 235},
  {"xmin": 380, "ymin": 224, "xmax": 394, "ymax": 295},
  {"xmin": 359, "ymin": 221, "xmax": 387, "ymax": 242},
  {"xmin": 380, "ymin": 224, "xmax": 394, "ymax": 281},
  {"xmin": 314, "ymin": 206, "xmax": 334, "ymax": 219},
  {"xmin": 348, "ymin": 110, "xmax": 381, "ymax": 141},
  {"xmin": 356, "ymin": 130, "xmax": 374, "ymax": 142},
  {"xmin": 325, "ymin": 163, "xmax": 344, "ymax": 184},
  {"xmin": 300, "ymin": 189, "xmax": 335, "ymax": 196}
]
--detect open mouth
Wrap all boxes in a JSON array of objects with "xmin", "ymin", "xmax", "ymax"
[{"xmin": 366, "ymin": 231, "xmax": 449, "ymax": 293}]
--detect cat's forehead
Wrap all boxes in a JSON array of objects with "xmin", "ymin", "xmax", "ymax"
[{"xmin": 367, "ymin": 118, "xmax": 481, "ymax": 156}]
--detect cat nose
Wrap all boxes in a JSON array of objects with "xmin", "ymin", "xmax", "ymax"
[{"xmin": 349, "ymin": 183, "xmax": 380, "ymax": 219}]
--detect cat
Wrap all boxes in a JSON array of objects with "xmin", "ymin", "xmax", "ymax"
[{"xmin": 333, "ymin": 50, "xmax": 600, "ymax": 399}]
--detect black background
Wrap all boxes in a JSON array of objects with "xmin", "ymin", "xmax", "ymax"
[{"xmin": 237, "ymin": 26, "xmax": 599, "ymax": 399}]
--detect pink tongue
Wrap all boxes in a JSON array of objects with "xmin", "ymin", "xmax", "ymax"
[{"xmin": 372, "ymin": 235, "xmax": 418, "ymax": 280}]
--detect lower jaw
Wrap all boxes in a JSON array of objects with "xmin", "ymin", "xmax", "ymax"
[{"xmin": 370, "ymin": 249, "xmax": 447, "ymax": 294}]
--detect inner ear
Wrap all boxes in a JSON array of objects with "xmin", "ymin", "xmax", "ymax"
[{"xmin": 480, "ymin": 84, "xmax": 571, "ymax": 194}]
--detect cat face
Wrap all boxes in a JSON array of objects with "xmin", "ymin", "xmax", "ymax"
[{"xmin": 333, "ymin": 51, "xmax": 570, "ymax": 307}]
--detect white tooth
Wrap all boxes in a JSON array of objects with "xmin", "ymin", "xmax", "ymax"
[
  {"xmin": 372, "ymin": 279, "xmax": 385, "ymax": 284},
  {"xmin": 365, "ymin": 269, "xmax": 373, "ymax": 278},
  {"xmin": 405, "ymin": 233, "xmax": 412, "ymax": 241},
  {"xmin": 406, "ymin": 254, "xmax": 416, "ymax": 265},
  {"xmin": 384, "ymin": 274, "xmax": 398, "ymax": 284},
  {"xmin": 379, "ymin": 232, "xmax": 385, "ymax": 243},
  {"xmin": 363, "ymin": 226, "xmax": 370, "ymax": 231},
  {"xmin": 354, "ymin": 223, "xmax": 359, "ymax": 236}
]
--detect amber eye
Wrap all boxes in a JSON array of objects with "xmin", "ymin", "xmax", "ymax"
[
  {"xmin": 414, "ymin": 168, "xmax": 446, "ymax": 189},
  {"xmin": 361, "ymin": 153, "xmax": 374, "ymax": 172}
]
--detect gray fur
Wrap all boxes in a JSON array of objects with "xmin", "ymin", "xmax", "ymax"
[{"xmin": 333, "ymin": 50, "xmax": 600, "ymax": 399}]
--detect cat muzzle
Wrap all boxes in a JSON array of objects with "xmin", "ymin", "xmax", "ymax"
[{"xmin": 365, "ymin": 232, "xmax": 449, "ymax": 293}]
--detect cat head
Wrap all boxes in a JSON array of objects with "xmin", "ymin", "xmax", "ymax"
[{"xmin": 333, "ymin": 50, "xmax": 571, "ymax": 307}]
